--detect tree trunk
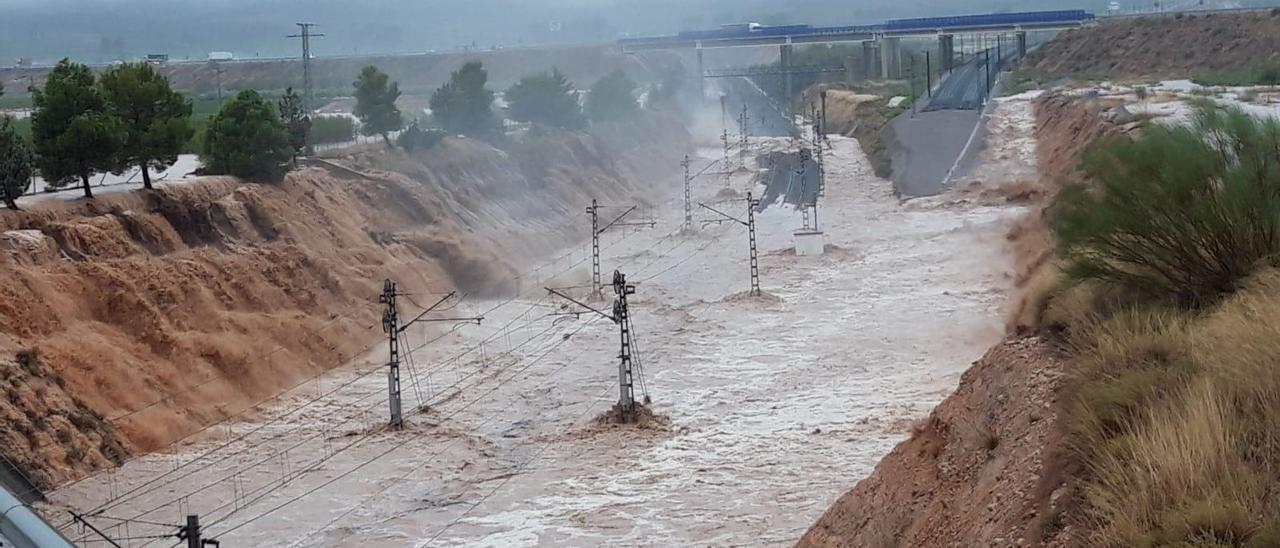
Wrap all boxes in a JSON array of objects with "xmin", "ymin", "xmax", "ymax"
[
  {"xmin": 140, "ymin": 161, "xmax": 153, "ymax": 190},
  {"xmin": 382, "ymin": 132, "xmax": 392, "ymax": 148},
  {"xmin": 4, "ymin": 198, "xmax": 18, "ymax": 210},
  {"xmin": 81, "ymin": 173, "xmax": 94, "ymax": 199}
]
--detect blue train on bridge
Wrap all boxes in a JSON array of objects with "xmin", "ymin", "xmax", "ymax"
[{"xmin": 622, "ymin": 9, "xmax": 1095, "ymax": 50}]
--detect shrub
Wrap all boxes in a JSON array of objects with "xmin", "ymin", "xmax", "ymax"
[
  {"xmin": 397, "ymin": 122, "xmax": 446, "ymax": 152},
  {"xmin": 1054, "ymin": 103, "xmax": 1280, "ymax": 307},
  {"xmin": 15, "ymin": 348, "xmax": 40, "ymax": 375},
  {"xmin": 309, "ymin": 115, "xmax": 356, "ymax": 145},
  {"xmin": 873, "ymin": 156, "xmax": 892, "ymax": 179}
]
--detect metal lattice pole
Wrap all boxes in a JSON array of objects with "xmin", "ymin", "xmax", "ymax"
[
  {"xmin": 814, "ymin": 130, "xmax": 826, "ymax": 197},
  {"xmin": 379, "ymin": 280, "xmax": 402, "ymax": 428},
  {"xmin": 747, "ymin": 193, "xmax": 761, "ymax": 296},
  {"xmin": 722, "ymin": 128, "xmax": 731, "ymax": 187},
  {"xmin": 798, "ymin": 150, "xmax": 811, "ymax": 231},
  {"xmin": 288, "ymin": 23, "xmax": 325, "ymax": 113},
  {"xmin": 682, "ymin": 156, "xmax": 692, "ymax": 231},
  {"xmin": 588, "ymin": 200, "xmax": 602, "ymax": 296},
  {"xmin": 613, "ymin": 271, "xmax": 635, "ymax": 417}
]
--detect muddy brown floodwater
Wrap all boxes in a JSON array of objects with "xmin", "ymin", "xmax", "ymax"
[{"xmin": 43, "ymin": 131, "xmax": 1023, "ymax": 547}]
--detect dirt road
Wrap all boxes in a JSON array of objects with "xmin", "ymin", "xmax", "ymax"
[{"xmin": 42, "ymin": 133, "xmax": 1021, "ymax": 547}]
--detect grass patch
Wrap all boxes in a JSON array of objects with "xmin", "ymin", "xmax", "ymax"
[
  {"xmin": 1061, "ymin": 275, "xmax": 1280, "ymax": 546},
  {"xmin": 1002, "ymin": 68, "xmax": 1054, "ymax": 97},
  {"xmin": 1193, "ymin": 64, "xmax": 1280, "ymax": 87},
  {"xmin": 1049, "ymin": 100, "xmax": 1280, "ymax": 545},
  {"xmin": 0, "ymin": 93, "xmax": 34, "ymax": 110}
]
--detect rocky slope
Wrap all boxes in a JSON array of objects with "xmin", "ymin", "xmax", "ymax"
[
  {"xmin": 1028, "ymin": 10, "xmax": 1280, "ymax": 79},
  {"xmin": 798, "ymin": 337, "xmax": 1065, "ymax": 548},
  {"xmin": 0, "ymin": 113, "xmax": 687, "ymax": 491}
]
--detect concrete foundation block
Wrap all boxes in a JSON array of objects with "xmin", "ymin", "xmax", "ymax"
[{"xmin": 794, "ymin": 230, "xmax": 825, "ymax": 256}]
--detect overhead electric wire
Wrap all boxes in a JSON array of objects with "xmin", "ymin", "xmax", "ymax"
[
  {"xmin": 110, "ymin": 295, "xmax": 557, "ymax": 531},
  {"xmin": 131, "ymin": 303, "xmax": 569, "ymax": 544},
  {"xmin": 61, "ymin": 230, "xmax": 629, "ymax": 524},
  {"xmin": 202, "ymin": 317, "xmax": 602, "ymax": 542},
  {"xmin": 72, "ymin": 149, "xmax": 736, "ymax": 540},
  {"xmin": 423, "ymin": 382, "xmax": 615, "ymax": 546}
]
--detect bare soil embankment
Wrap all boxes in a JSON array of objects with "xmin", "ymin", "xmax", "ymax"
[
  {"xmin": 1028, "ymin": 10, "xmax": 1280, "ymax": 80},
  {"xmin": 798, "ymin": 93, "xmax": 1126, "ymax": 548},
  {"xmin": 0, "ymin": 113, "xmax": 687, "ymax": 491}
]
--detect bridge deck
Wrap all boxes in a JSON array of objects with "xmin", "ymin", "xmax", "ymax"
[{"xmin": 620, "ymin": 9, "xmax": 1094, "ymax": 51}]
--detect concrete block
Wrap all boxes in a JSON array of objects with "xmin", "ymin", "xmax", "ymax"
[{"xmin": 794, "ymin": 230, "xmax": 825, "ymax": 256}]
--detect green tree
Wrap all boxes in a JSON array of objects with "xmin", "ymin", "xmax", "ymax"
[
  {"xmin": 505, "ymin": 68, "xmax": 585, "ymax": 130},
  {"xmin": 98, "ymin": 62, "xmax": 193, "ymax": 190},
  {"xmin": 353, "ymin": 66, "xmax": 402, "ymax": 146},
  {"xmin": 0, "ymin": 118, "xmax": 33, "ymax": 210},
  {"xmin": 430, "ymin": 61, "xmax": 500, "ymax": 138},
  {"xmin": 586, "ymin": 70, "xmax": 639, "ymax": 122},
  {"xmin": 278, "ymin": 87, "xmax": 311, "ymax": 162},
  {"xmin": 1055, "ymin": 103, "xmax": 1280, "ymax": 307},
  {"xmin": 202, "ymin": 90, "xmax": 292, "ymax": 183},
  {"xmin": 31, "ymin": 59, "xmax": 125, "ymax": 199}
]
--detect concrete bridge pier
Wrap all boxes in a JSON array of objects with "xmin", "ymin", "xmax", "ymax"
[
  {"xmin": 861, "ymin": 40, "xmax": 879, "ymax": 78},
  {"xmin": 938, "ymin": 34, "xmax": 955, "ymax": 72},
  {"xmin": 878, "ymin": 36, "xmax": 901, "ymax": 79},
  {"xmin": 1016, "ymin": 31, "xmax": 1027, "ymax": 58},
  {"xmin": 781, "ymin": 43, "xmax": 794, "ymax": 103},
  {"xmin": 697, "ymin": 44, "xmax": 706, "ymax": 97}
]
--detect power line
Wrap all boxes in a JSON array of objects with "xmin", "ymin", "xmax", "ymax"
[
  {"xmin": 284, "ymin": 317, "xmax": 612, "ymax": 546},
  {"xmin": 203, "ymin": 317, "xmax": 602, "ymax": 541},
  {"xmin": 423, "ymin": 383, "xmax": 615, "ymax": 546},
  {"xmin": 62, "ymin": 231, "xmax": 637, "ymax": 521},
  {"xmin": 68, "ymin": 159, "xmax": 727, "ymax": 538},
  {"xmin": 128, "ymin": 303, "xmax": 568, "ymax": 541},
  {"xmin": 286, "ymin": 23, "xmax": 324, "ymax": 113}
]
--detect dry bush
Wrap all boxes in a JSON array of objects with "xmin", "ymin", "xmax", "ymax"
[
  {"xmin": 1066, "ymin": 308, "xmax": 1194, "ymax": 440},
  {"xmin": 1191, "ymin": 269, "xmax": 1280, "ymax": 465},
  {"xmin": 1083, "ymin": 382, "xmax": 1264, "ymax": 546},
  {"xmin": 1065, "ymin": 269, "xmax": 1280, "ymax": 546}
]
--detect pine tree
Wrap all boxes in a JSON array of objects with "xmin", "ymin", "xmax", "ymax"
[
  {"xmin": 99, "ymin": 62, "xmax": 194, "ymax": 190},
  {"xmin": 278, "ymin": 87, "xmax": 311, "ymax": 162},
  {"xmin": 505, "ymin": 68, "xmax": 585, "ymax": 130},
  {"xmin": 0, "ymin": 117, "xmax": 33, "ymax": 210},
  {"xmin": 430, "ymin": 61, "xmax": 500, "ymax": 139},
  {"xmin": 353, "ymin": 66, "xmax": 402, "ymax": 147},
  {"xmin": 31, "ymin": 58, "xmax": 125, "ymax": 199},
  {"xmin": 586, "ymin": 70, "xmax": 640, "ymax": 122},
  {"xmin": 202, "ymin": 90, "xmax": 292, "ymax": 183}
]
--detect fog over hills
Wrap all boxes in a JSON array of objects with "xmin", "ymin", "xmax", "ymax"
[{"xmin": 0, "ymin": 0, "xmax": 1261, "ymax": 64}]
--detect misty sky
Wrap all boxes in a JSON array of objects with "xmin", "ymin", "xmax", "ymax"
[{"xmin": 0, "ymin": 0, "xmax": 1236, "ymax": 64}]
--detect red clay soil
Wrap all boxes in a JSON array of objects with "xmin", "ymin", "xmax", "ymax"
[
  {"xmin": 1004, "ymin": 92, "xmax": 1136, "ymax": 334},
  {"xmin": 0, "ymin": 114, "xmax": 687, "ymax": 490},
  {"xmin": 797, "ymin": 337, "xmax": 1068, "ymax": 548},
  {"xmin": 798, "ymin": 91, "xmax": 1139, "ymax": 548},
  {"xmin": 1029, "ymin": 11, "xmax": 1280, "ymax": 79}
]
